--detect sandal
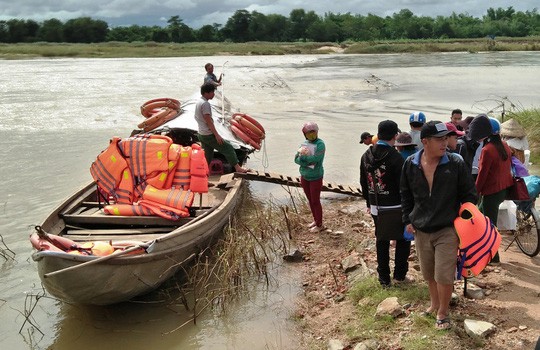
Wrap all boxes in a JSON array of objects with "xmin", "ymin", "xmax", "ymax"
[{"xmin": 435, "ymin": 318, "xmax": 452, "ymax": 330}]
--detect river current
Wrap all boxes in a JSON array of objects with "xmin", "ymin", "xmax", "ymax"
[{"xmin": 0, "ymin": 52, "xmax": 539, "ymax": 349}]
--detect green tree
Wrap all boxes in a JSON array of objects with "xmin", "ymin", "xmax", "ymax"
[
  {"xmin": 63, "ymin": 17, "xmax": 108, "ymax": 43},
  {"xmin": 222, "ymin": 10, "xmax": 252, "ymax": 42},
  {"xmin": 6, "ymin": 19, "xmax": 39, "ymax": 42},
  {"xmin": 306, "ymin": 18, "xmax": 339, "ymax": 42},
  {"xmin": 340, "ymin": 13, "xmax": 365, "ymax": 41},
  {"xmin": 107, "ymin": 25, "xmax": 152, "ymax": 42},
  {"xmin": 363, "ymin": 13, "xmax": 385, "ymax": 40},
  {"xmin": 265, "ymin": 14, "xmax": 291, "ymax": 41},
  {"xmin": 0, "ymin": 21, "xmax": 8, "ymax": 42},
  {"xmin": 167, "ymin": 16, "xmax": 182, "ymax": 42},
  {"xmin": 38, "ymin": 18, "xmax": 64, "ymax": 42},
  {"xmin": 151, "ymin": 27, "xmax": 169, "ymax": 42},
  {"xmin": 289, "ymin": 9, "xmax": 319, "ymax": 41},
  {"xmin": 197, "ymin": 24, "xmax": 218, "ymax": 42}
]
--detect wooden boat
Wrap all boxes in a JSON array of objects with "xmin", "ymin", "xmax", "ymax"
[
  {"xmin": 31, "ymin": 174, "xmax": 242, "ymax": 305},
  {"xmin": 30, "ymin": 91, "xmax": 261, "ymax": 305}
]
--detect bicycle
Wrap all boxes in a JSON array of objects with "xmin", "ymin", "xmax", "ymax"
[{"xmin": 505, "ymin": 199, "xmax": 540, "ymax": 257}]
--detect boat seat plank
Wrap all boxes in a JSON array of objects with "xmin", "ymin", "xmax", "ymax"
[
  {"xmin": 61, "ymin": 214, "xmax": 193, "ymax": 227},
  {"xmin": 65, "ymin": 227, "xmax": 174, "ymax": 236},
  {"xmin": 65, "ymin": 233, "xmax": 164, "ymax": 242}
]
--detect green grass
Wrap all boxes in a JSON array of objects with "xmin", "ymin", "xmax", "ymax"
[
  {"xmin": 1, "ymin": 37, "xmax": 539, "ymax": 59},
  {"xmin": 345, "ymin": 277, "xmax": 454, "ymax": 349},
  {"xmin": 503, "ymin": 108, "xmax": 540, "ymax": 164}
]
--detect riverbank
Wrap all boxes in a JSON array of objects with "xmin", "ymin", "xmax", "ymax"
[
  {"xmin": 291, "ymin": 197, "xmax": 540, "ymax": 350},
  {"xmin": 1, "ymin": 37, "xmax": 539, "ymax": 59}
]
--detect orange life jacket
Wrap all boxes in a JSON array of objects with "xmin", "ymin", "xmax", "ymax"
[
  {"xmin": 171, "ymin": 146, "xmax": 192, "ymax": 190},
  {"xmin": 189, "ymin": 147, "xmax": 209, "ymax": 193},
  {"xmin": 454, "ymin": 202, "xmax": 502, "ymax": 279},
  {"xmin": 119, "ymin": 134, "xmax": 173, "ymax": 199},
  {"xmin": 103, "ymin": 204, "xmax": 154, "ymax": 216},
  {"xmin": 90, "ymin": 137, "xmax": 132, "ymax": 203},
  {"xmin": 142, "ymin": 184, "xmax": 194, "ymax": 211},
  {"xmin": 138, "ymin": 199, "xmax": 190, "ymax": 220}
]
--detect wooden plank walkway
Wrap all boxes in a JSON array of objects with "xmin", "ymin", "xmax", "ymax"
[{"xmin": 233, "ymin": 170, "xmax": 363, "ymax": 197}]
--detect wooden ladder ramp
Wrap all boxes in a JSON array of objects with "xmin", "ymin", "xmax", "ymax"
[{"xmin": 232, "ymin": 170, "xmax": 362, "ymax": 197}]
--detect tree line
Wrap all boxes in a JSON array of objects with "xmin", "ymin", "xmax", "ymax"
[{"xmin": 1, "ymin": 7, "xmax": 538, "ymax": 44}]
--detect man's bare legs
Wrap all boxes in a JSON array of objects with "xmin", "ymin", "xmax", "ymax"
[{"xmin": 427, "ymin": 279, "xmax": 453, "ymax": 329}]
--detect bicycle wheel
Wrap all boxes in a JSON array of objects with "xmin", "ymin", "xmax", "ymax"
[{"xmin": 515, "ymin": 206, "xmax": 540, "ymax": 257}]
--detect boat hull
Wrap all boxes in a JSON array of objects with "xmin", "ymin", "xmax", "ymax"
[{"xmin": 32, "ymin": 178, "xmax": 243, "ymax": 305}]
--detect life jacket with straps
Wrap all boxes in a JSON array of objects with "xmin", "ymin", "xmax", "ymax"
[
  {"xmin": 454, "ymin": 202, "xmax": 502, "ymax": 279},
  {"xmin": 103, "ymin": 204, "xmax": 154, "ymax": 216},
  {"xmin": 138, "ymin": 200, "xmax": 190, "ymax": 221},
  {"xmin": 190, "ymin": 145, "xmax": 209, "ymax": 193},
  {"xmin": 90, "ymin": 137, "xmax": 134, "ymax": 204},
  {"xmin": 141, "ymin": 184, "xmax": 194, "ymax": 211},
  {"xmin": 146, "ymin": 143, "xmax": 181, "ymax": 190},
  {"xmin": 119, "ymin": 134, "xmax": 173, "ymax": 200},
  {"xmin": 138, "ymin": 184, "xmax": 193, "ymax": 220},
  {"xmin": 171, "ymin": 146, "xmax": 192, "ymax": 190}
]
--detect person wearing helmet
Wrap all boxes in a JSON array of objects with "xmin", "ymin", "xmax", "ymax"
[
  {"xmin": 469, "ymin": 114, "xmax": 513, "ymax": 264},
  {"xmin": 408, "ymin": 111, "xmax": 426, "ymax": 151},
  {"xmin": 295, "ymin": 121, "xmax": 326, "ymax": 232}
]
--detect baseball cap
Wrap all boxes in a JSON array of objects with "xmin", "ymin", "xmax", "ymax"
[
  {"xmin": 301, "ymin": 121, "xmax": 319, "ymax": 134},
  {"xmin": 394, "ymin": 132, "xmax": 416, "ymax": 146},
  {"xmin": 420, "ymin": 121, "xmax": 451, "ymax": 139},
  {"xmin": 360, "ymin": 131, "xmax": 373, "ymax": 143},
  {"xmin": 409, "ymin": 111, "xmax": 426, "ymax": 124},
  {"xmin": 444, "ymin": 122, "xmax": 465, "ymax": 137},
  {"xmin": 377, "ymin": 120, "xmax": 399, "ymax": 141}
]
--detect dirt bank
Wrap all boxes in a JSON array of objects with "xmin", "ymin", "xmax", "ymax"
[{"xmin": 291, "ymin": 197, "xmax": 540, "ymax": 350}]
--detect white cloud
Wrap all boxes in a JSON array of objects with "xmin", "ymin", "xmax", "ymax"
[{"xmin": 0, "ymin": 0, "xmax": 537, "ymax": 28}]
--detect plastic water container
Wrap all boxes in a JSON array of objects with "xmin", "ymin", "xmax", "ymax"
[
  {"xmin": 524, "ymin": 149, "xmax": 531, "ymax": 169},
  {"xmin": 497, "ymin": 200, "xmax": 517, "ymax": 231}
]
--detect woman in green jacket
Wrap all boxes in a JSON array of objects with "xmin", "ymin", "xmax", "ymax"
[{"xmin": 294, "ymin": 122, "xmax": 326, "ymax": 232}]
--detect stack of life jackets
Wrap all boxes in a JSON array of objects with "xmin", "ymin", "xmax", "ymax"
[{"xmin": 90, "ymin": 134, "xmax": 209, "ymax": 220}]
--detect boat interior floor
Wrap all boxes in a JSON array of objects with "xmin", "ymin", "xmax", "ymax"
[{"xmin": 60, "ymin": 177, "xmax": 232, "ymax": 243}]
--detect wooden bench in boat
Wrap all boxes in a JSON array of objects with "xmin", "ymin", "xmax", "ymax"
[{"xmin": 61, "ymin": 201, "xmax": 210, "ymax": 228}]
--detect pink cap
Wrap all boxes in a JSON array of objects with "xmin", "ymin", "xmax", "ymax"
[{"xmin": 445, "ymin": 122, "xmax": 465, "ymax": 137}]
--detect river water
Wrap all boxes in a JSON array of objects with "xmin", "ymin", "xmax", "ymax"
[{"xmin": 1, "ymin": 52, "xmax": 539, "ymax": 349}]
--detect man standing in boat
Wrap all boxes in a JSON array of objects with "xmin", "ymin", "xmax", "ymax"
[
  {"xmin": 195, "ymin": 83, "xmax": 249, "ymax": 173},
  {"xmin": 204, "ymin": 63, "xmax": 222, "ymax": 86}
]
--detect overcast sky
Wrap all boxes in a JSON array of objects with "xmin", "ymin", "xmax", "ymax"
[{"xmin": 0, "ymin": 1, "xmax": 537, "ymax": 29}]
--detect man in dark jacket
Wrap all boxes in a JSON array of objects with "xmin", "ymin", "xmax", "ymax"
[
  {"xmin": 400, "ymin": 121, "xmax": 477, "ymax": 329},
  {"xmin": 360, "ymin": 120, "xmax": 411, "ymax": 287}
]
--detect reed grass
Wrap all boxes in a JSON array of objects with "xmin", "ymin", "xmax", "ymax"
[
  {"xmin": 1, "ymin": 37, "xmax": 538, "ymax": 59},
  {"xmin": 505, "ymin": 108, "xmax": 540, "ymax": 164},
  {"xmin": 0, "ymin": 233, "xmax": 15, "ymax": 261},
  {"xmin": 159, "ymin": 188, "xmax": 309, "ymax": 333},
  {"xmin": 346, "ymin": 36, "xmax": 540, "ymax": 54}
]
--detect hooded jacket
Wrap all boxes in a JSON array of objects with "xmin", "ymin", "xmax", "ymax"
[{"xmin": 360, "ymin": 142, "xmax": 404, "ymax": 208}]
